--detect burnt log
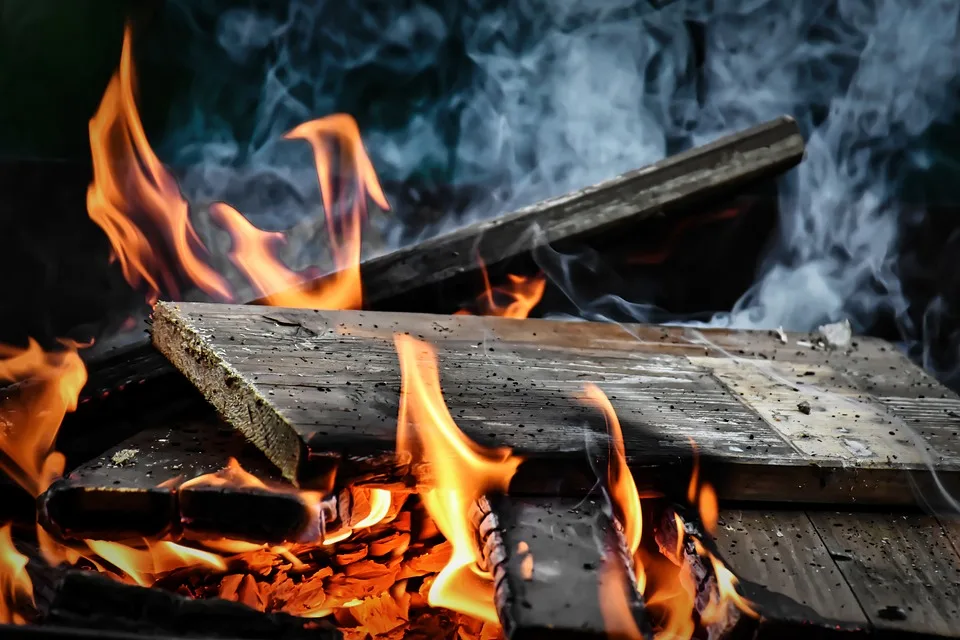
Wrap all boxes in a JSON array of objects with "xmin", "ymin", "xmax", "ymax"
[
  {"xmin": 39, "ymin": 416, "xmax": 333, "ymax": 544},
  {"xmin": 25, "ymin": 559, "xmax": 340, "ymax": 640},
  {"xmin": 475, "ymin": 494, "xmax": 650, "ymax": 639},
  {"xmin": 264, "ymin": 116, "xmax": 804, "ymax": 308}
]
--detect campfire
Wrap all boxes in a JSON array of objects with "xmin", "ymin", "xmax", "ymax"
[{"xmin": 2, "ymin": 12, "xmax": 957, "ymax": 640}]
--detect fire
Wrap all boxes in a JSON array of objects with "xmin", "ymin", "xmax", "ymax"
[
  {"xmin": 456, "ymin": 258, "xmax": 546, "ymax": 319},
  {"xmin": 394, "ymin": 334, "xmax": 522, "ymax": 624},
  {"xmin": 83, "ymin": 539, "xmax": 227, "ymax": 588},
  {"xmin": 87, "ymin": 24, "xmax": 231, "ymax": 305},
  {"xmin": 0, "ymin": 340, "xmax": 87, "ymax": 498},
  {"xmin": 598, "ymin": 553, "xmax": 646, "ymax": 640},
  {"xmin": 0, "ymin": 524, "xmax": 33, "ymax": 625},
  {"xmin": 211, "ymin": 115, "xmax": 389, "ymax": 311}
]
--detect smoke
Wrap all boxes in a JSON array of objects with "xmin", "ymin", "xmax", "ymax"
[{"xmin": 151, "ymin": 0, "xmax": 960, "ymax": 371}]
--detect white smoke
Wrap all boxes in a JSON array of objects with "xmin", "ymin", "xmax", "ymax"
[{"xmin": 157, "ymin": 0, "xmax": 960, "ymax": 373}]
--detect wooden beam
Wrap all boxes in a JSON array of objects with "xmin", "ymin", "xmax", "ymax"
[
  {"xmin": 259, "ymin": 116, "xmax": 804, "ymax": 308},
  {"xmin": 151, "ymin": 302, "xmax": 960, "ymax": 505},
  {"xmin": 475, "ymin": 494, "xmax": 649, "ymax": 639}
]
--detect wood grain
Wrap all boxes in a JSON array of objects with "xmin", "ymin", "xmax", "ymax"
[
  {"xmin": 714, "ymin": 510, "xmax": 867, "ymax": 627},
  {"xmin": 152, "ymin": 302, "xmax": 960, "ymax": 504},
  {"xmin": 259, "ymin": 116, "xmax": 805, "ymax": 307},
  {"xmin": 808, "ymin": 512, "xmax": 960, "ymax": 638}
]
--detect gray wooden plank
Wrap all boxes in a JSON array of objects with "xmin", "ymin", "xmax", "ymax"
[
  {"xmin": 152, "ymin": 303, "xmax": 960, "ymax": 504},
  {"xmin": 808, "ymin": 512, "xmax": 960, "ymax": 638},
  {"xmin": 713, "ymin": 510, "xmax": 868, "ymax": 627}
]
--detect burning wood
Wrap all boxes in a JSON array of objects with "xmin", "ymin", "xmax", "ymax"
[
  {"xmin": 277, "ymin": 115, "xmax": 805, "ymax": 309},
  {"xmin": 474, "ymin": 494, "xmax": 650, "ymax": 639}
]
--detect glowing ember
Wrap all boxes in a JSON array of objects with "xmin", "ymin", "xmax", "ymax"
[{"xmin": 395, "ymin": 334, "xmax": 522, "ymax": 625}]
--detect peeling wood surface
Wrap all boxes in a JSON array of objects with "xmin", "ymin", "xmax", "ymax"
[
  {"xmin": 806, "ymin": 512, "xmax": 960, "ymax": 638},
  {"xmin": 261, "ymin": 116, "xmax": 804, "ymax": 307},
  {"xmin": 152, "ymin": 302, "xmax": 960, "ymax": 504}
]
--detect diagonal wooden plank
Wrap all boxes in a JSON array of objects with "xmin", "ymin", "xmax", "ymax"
[
  {"xmin": 152, "ymin": 302, "xmax": 960, "ymax": 504},
  {"xmin": 807, "ymin": 512, "xmax": 960, "ymax": 638}
]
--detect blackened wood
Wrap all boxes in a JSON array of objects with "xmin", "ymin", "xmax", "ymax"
[
  {"xmin": 0, "ymin": 625, "xmax": 252, "ymax": 640},
  {"xmin": 26, "ymin": 560, "xmax": 339, "ymax": 640},
  {"xmin": 39, "ymin": 415, "xmax": 324, "ymax": 544},
  {"xmin": 807, "ymin": 512, "xmax": 960, "ymax": 638},
  {"xmin": 152, "ymin": 302, "xmax": 960, "ymax": 505},
  {"xmin": 476, "ymin": 494, "xmax": 650, "ymax": 639},
  {"xmin": 262, "ymin": 117, "xmax": 804, "ymax": 308}
]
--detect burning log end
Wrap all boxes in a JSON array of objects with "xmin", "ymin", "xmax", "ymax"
[{"xmin": 477, "ymin": 494, "xmax": 651, "ymax": 640}]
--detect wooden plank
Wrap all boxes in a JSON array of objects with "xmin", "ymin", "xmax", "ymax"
[
  {"xmin": 475, "ymin": 494, "xmax": 648, "ymax": 639},
  {"xmin": 808, "ymin": 512, "xmax": 960, "ymax": 638},
  {"xmin": 713, "ymin": 510, "xmax": 867, "ymax": 628},
  {"xmin": 259, "ymin": 116, "xmax": 804, "ymax": 307},
  {"xmin": 151, "ymin": 302, "xmax": 960, "ymax": 504}
]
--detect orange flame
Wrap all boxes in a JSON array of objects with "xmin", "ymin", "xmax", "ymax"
[
  {"xmin": 579, "ymin": 384, "xmax": 643, "ymax": 588},
  {"xmin": 456, "ymin": 258, "xmax": 546, "ymax": 319},
  {"xmin": 598, "ymin": 554, "xmax": 645, "ymax": 640},
  {"xmin": 87, "ymin": 24, "xmax": 231, "ymax": 305},
  {"xmin": 0, "ymin": 340, "xmax": 87, "ymax": 497},
  {"xmin": 0, "ymin": 524, "xmax": 33, "ymax": 625},
  {"xmin": 212, "ymin": 115, "xmax": 388, "ymax": 311},
  {"xmin": 83, "ymin": 539, "xmax": 227, "ymax": 587},
  {"xmin": 394, "ymin": 334, "xmax": 522, "ymax": 624}
]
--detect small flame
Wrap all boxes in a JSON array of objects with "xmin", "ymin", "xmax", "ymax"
[
  {"xmin": 84, "ymin": 539, "xmax": 227, "ymax": 587},
  {"xmin": 598, "ymin": 553, "xmax": 645, "ymax": 640},
  {"xmin": 352, "ymin": 488, "xmax": 392, "ymax": 530},
  {"xmin": 212, "ymin": 115, "xmax": 388, "ymax": 311},
  {"xmin": 0, "ymin": 340, "xmax": 87, "ymax": 497},
  {"xmin": 0, "ymin": 524, "xmax": 33, "ymax": 625},
  {"xmin": 456, "ymin": 257, "xmax": 546, "ymax": 319},
  {"xmin": 87, "ymin": 24, "xmax": 231, "ymax": 305},
  {"xmin": 394, "ymin": 334, "xmax": 522, "ymax": 624}
]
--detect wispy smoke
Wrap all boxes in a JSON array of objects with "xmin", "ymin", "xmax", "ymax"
[{"xmin": 153, "ymin": 0, "xmax": 960, "ymax": 376}]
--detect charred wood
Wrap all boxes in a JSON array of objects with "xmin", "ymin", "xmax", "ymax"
[
  {"xmin": 264, "ymin": 116, "xmax": 804, "ymax": 308},
  {"xmin": 475, "ymin": 494, "xmax": 650, "ymax": 639}
]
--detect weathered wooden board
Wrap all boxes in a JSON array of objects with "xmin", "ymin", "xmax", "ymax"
[
  {"xmin": 807, "ymin": 512, "xmax": 960, "ymax": 638},
  {"xmin": 259, "ymin": 116, "xmax": 805, "ymax": 307},
  {"xmin": 152, "ymin": 302, "xmax": 960, "ymax": 505}
]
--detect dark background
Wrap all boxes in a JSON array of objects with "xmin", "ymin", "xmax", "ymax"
[{"xmin": 0, "ymin": 0, "xmax": 958, "ymax": 389}]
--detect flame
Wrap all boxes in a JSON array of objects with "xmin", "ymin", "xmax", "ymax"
[
  {"xmin": 394, "ymin": 334, "xmax": 522, "ymax": 624},
  {"xmin": 212, "ymin": 115, "xmax": 388, "ymax": 311},
  {"xmin": 0, "ymin": 524, "xmax": 33, "ymax": 625},
  {"xmin": 0, "ymin": 340, "xmax": 87, "ymax": 497},
  {"xmin": 695, "ymin": 540, "xmax": 759, "ymax": 623},
  {"xmin": 352, "ymin": 488, "xmax": 392, "ymax": 530},
  {"xmin": 579, "ymin": 383, "xmax": 644, "ymax": 592},
  {"xmin": 84, "ymin": 539, "xmax": 227, "ymax": 587},
  {"xmin": 87, "ymin": 24, "xmax": 231, "ymax": 305},
  {"xmin": 456, "ymin": 258, "xmax": 546, "ymax": 319},
  {"xmin": 598, "ymin": 554, "xmax": 645, "ymax": 640}
]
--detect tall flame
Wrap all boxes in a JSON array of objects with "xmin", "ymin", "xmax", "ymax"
[
  {"xmin": 394, "ymin": 334, "xmax": 522, "ymax": 624},
  {"xmin": 0, "ymin": 524, "xmax": 33, "ymax": 625},
  {"xmin": 0, "ymin": 340, "xmax": 87, "ymax": 497},
  {"xmin": 210, "ymin": 115, "xmax": 388, "ymax": 311},
  {"xmin": 87, "ymin": 25, "xmax": 231, "ymax": 305}
]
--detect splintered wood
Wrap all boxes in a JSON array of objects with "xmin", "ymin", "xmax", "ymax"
[{"xmin": 152, "ymin": 302, "xmax": 960, "ymax": 505}]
